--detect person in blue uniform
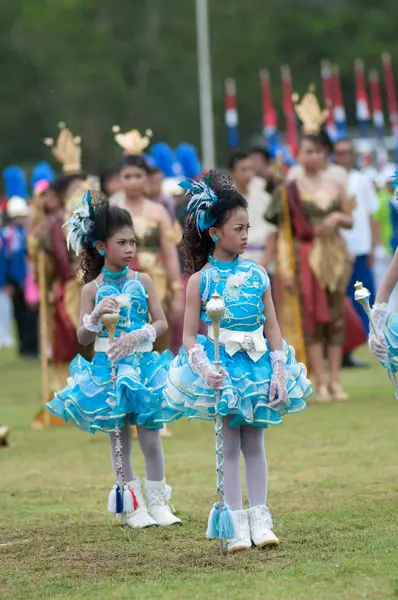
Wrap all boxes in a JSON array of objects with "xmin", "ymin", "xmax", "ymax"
[
  {"xmin": 46, "ymin": 191, "xmax": 181, "ymax": 529},
  {"xmin": 157, "ymin": 171, "xmax": 312, "ymax": 553}
]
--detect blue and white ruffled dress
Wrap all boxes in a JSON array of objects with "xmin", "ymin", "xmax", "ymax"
[
  {"xmin": 156, "ymin": 258, "xmax": 312, "ymax": 428},
  {"xmin": 46, "ymin": 272, "xmax": 172, "ymax": 433}
]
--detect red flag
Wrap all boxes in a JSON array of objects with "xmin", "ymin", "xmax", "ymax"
[
  {"xmin": 321, "ymin": 60, "xmax": 337, "ymax": 140},
  {"xmin": 355, "ymin": 59, "xmax": 370, "ymax": 137},
  {"xmin": 281, "ymin": 65, "xmax": 298, "ymax": 157},
  {"xmin": 260, "ymin": 69, "xmax": 278, "ymax": 143},
  {"xmin": 331, "ymin": 64, "xmax": 347, "ymax": 137},
  {"xmin": 381, "ymin": 52, "xmax": 398, "ymax": 161}
]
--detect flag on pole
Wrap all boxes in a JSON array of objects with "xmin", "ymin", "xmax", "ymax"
[
  {"xmin": 225, "ymin": 78, "xmax": 239, "ymax": 148},
  {"xmin": 382, "ymin": 52, "xmax": 398, "ymax": 163},
  {"xmin": 369, "ymin": 70, "xmax": 385, "ymax": 139},
  {"xmin": 259, "ymin": 69, "xmax": 278, "ymax": 147},
  {"xmin": 281, "ymin": 65, "xmax": 298, "ymax": 158},
  {"xmin": 355, "ymin": 59, "xmax": 371, "ymax": 138},
  {"xmin": 321, "ymin": 60, "xmax": 337, "ymax": 141},
  {"xmin": 369, "ymin": 69, "xmax": 387, "ymax": 168},
  {"xmin": 331, "ymin": 64, "xmax": 347, "ymax": 139}
]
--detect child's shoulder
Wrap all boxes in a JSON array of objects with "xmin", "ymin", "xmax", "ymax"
[{"xmin": 82, "ymin": 280, "xmax": 97, "ymax": 300}]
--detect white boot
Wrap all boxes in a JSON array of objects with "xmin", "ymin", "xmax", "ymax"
[
  {"xmin": 227, "ymin": 509, "xmax": 252, "ymax": 553},
  {"xmin": 248, "ymin": 505, "xmax": 279, "ymax": 547},
  {"xmin": 125, "ymin": 477, "xmax": 157, "ymax": 528},
  {"xmin": 144, "ymin": 478, "xmax": 182, "ymax": 526}
]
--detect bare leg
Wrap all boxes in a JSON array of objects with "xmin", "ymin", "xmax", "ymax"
[
  {"xmin": 328, "ymin": 345, "xmax": 348, "ymax": 400},
  {"xmin": 307, "ymin": 343, "xmax": 326, "ymax": 388},
  {"xmin": 328, "ymin": 345, "xmax": 342, "ymax": 386}
]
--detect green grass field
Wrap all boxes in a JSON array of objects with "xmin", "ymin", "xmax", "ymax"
[{"xmin": 1, "ymin": 347, "xmax": 398, "ymax": 600}]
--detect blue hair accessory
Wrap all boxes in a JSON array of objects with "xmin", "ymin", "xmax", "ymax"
[
  {"xmin": 63, "ymin": 190, "xmax": 95, "ymax": 255},
  {"xmin": 391, "ymin": 170, "xmax": 398, "ymax": 212},
  {"xmin": 180, "ymin": 177, "xmax": 218, "ymax": 232}
]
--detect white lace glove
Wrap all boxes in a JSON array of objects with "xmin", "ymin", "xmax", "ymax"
[
  {"xmin": 268, "ymin": 350, "xmax": 290, "ymax": 409},
  {"xmin": 368, "ymin": 302, "xmax": 390, "ymax": 362},
  {"xmin": 83, "ymin": 296, "xmax": 120, "ymax": 333},
  {"xmin": 188, "ymin": 344, "xmax": 227, "ymax": 390},
  {"xmin": 108, "ymin": 324, "xmax": 157, "ymax": 362}
]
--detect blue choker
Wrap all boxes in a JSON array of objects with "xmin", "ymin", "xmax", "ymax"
[
  {"xmin": 208, "ymin": 255, "xmax": 239, "ymax": 271},
  {"xmin": 101, "ymin": 266, "xmax": 129, "ymax": 288}
]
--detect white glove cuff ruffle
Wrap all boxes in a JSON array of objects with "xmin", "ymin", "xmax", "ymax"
[
  {"xmin": 83, "ymin": 313, "xmax": 103, "ymax": 333},
  {"xmin": 134, "ymin": 323, "xmax": 157, "ymax": 353}
]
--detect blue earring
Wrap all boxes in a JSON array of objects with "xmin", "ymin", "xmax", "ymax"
[
  {"xmin": 212, "ymin": 236, "xmax": 219, "ymax": 243},
  {"xmin": 99, "ymin": 249, "xmax": 105, "ymax": 257}
]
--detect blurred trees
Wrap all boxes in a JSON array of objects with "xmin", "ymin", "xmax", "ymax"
[{"xmin": 1, "ymin": 0, "xmax": 397, "ymax": 172}]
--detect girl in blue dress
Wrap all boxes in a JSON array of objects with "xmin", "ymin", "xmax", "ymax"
[
  {"xmin": 158, "ymin": 171, "xmax": 312, "ymax": 553},
  {"xmin": 46, "ymin": 191, "xmax": 181, "ymax": 529},
  {"xmin": 369, "ymin": 246, "xmax": 398, "ymax": 368}
]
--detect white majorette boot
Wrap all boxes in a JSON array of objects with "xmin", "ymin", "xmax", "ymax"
[
  {"xmin": 248, "ymin": 505, "xmax": 280, "ymax": 547},
  {"xmin": 125, "ymin": 477, "xmax": 157, "ymax": 528},
  {"xmin": 144, "ymin": 478, "xmax": 182, "ymax": 526},
  {"xmin": 227, "ymin": 509, "xmax": 252, "ymax": 553}
]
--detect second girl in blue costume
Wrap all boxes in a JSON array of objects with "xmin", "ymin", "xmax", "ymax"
[
  {"xmin": 46, "ymin": 191, "xmax": 181, "ymax": 529},
  {"xmin": 158, "ymin": 171, "xmax": 312, "ymax": 552}
]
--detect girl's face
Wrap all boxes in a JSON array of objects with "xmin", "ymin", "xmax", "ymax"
[
  {"xmin": 120, "ymin": 165, "xmax": 148, "ymax": 199},
  {"xmin": 100, "ymin": 225, "xmax": 136, "ymax": 269},
  {"xmin": 299, "ymin": 139, "xmax": 324, "ymax": 172},
  {"xmin": 44, "ymin": 189, "xmax": 62, "ymax": 215},
  {"xmin": 211, "ymin": 207, "xmax": 250, "ymax": 256}
]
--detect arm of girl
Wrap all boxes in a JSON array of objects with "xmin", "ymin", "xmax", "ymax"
[
  {"xmin": 139, "ymin": 273, "xmax": 168, "ymax": 339},
  {"xmin": 262, "ymin": 286, "xmax": 289, "ymax": 409},
  {"xmin": 77, "ymin": 283, "xmax": 120, "ymax": 346},
  {"xmin": 107, "ymin": 273, "xmax": 167, "ymax": 361},
  {"xmin": 158, "ymin": 204, "xmax": 185, "ymax": 324},
  {"xmin": 368, "ymin": 248, "xmax": 398, "ymax": 361},
  {"xmin": 182, "ymin": 273, "xmax": 202, "ymax": 351},
  {"xmin": 183, "ymin": 273, "xmax": 226, "ymax": 390}
]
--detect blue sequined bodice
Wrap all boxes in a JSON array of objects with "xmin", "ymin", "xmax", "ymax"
[
  {"xmin": 200, "ymin": 258, "xmax": 270, "ymax": 331},
  {"xmin": 95, "ymin": 273, "xmax": 149, "ymax": 339}
]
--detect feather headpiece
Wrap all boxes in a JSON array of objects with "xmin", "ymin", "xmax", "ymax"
[
  {"xmin": 63, "ymin": 190, "xmax": 100, "ymax": 255},
  {"xmin": 180, "ymin": 175, "xmax": 218, "ymax": 232}
]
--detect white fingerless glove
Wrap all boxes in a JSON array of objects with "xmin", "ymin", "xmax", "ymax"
[
  {"xmin": 268, "ymin": 350, "xmax": 290, "ymax": 409},
  {"xmin": 188, "ymin": 344, "xmax": 227, "ymax": 390},
  {"xmin": 368, "ymin": 302, "xmax": 390, "ymax": 362},
  {"xmin": 108, "ymin": 324, "xmax": 157, "ymax": 362},
  {"xmin": 83, "ymin": 296, "xmax": 121, "ymax": 333}
]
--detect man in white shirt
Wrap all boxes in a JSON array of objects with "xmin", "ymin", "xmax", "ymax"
[
  {"xmin": 334, "ymin": 138, "xmax": 380, "ymax": 334},
  {"xmin": 228, "ymin": 150, "xmax": 276, "ymax": 269}
]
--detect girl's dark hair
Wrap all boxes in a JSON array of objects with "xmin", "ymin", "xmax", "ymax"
[
  {"xmin": 302, "ymin": 127, "xmax": 332, "ymax": 154},
  {"xmin": 120, "ymin": 154, "xmax": 151, "ymax": 174},
  {"xmin": 179, "ymin": 170, "xmax": 248, "ymax": 275},
  {"xmin": 51, "ymin": 173, "xmax": 87, "ymax": 202},
  {"xmin": 227, "ymin": 150, "xmax": 250, "ymax": 171},
  {"xmin": 99, "ymin": 160, "xmax": 122, "ymax": 194},
  {"xmin": 79, "ymin": 194, "xmax": 134, "ymax": 284}
]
